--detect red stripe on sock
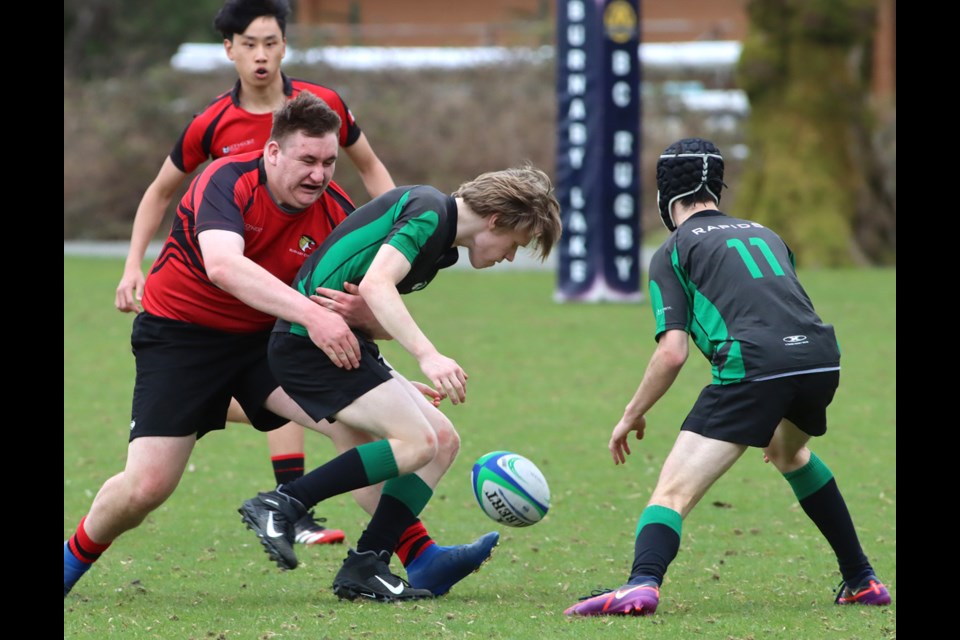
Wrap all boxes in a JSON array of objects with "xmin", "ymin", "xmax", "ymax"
[
  {"xmin": 72, "ymin": 516, "xmax": 111, "ymax": 562},
  {"xmin": 271, "ymin": 454, "xmax": 306, "ymax": 462},
  {"xmin": 272, "ymin": 454, "xmax": 306, "ymax": 484},
  {"xmin": 395, "ymin": 521, "xmax": 435, "ymax": 565},
  {"xmin": 67, "ymin": 536, "xmax": 88, "ymax": 562}
]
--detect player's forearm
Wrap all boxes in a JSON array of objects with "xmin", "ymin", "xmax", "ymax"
[
  {"xmin": 125, "ymin": 191, "xmax": 172, "ymax": 269},
  {"xmin": 125, "ymin": 154, "xmax": 190, "ymax": 270},
  {"xmin": 622, "ymin": 345, "xmax": 685, "ymax": 421},
  {"xmin": 622, "ymin": 369, "xmax": 676, "ymax": 422},
  {"xmin": 207, "ymin": 253, "xmax": 319, "ymax": 325},
  {"xmin": 359, "ymin": 278, "xmax": 435, "ymax": 358}
]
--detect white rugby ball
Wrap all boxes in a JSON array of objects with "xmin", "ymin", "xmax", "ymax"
[{"xmin": 471, "ymin": 451, "xmax": 550, "ymax": 527}]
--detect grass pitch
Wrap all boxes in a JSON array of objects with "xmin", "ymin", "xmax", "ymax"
[{"xmin": 64, "ymin": 257, "xmax": 896, "ymax": 639}]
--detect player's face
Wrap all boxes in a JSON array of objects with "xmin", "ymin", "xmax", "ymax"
[
  {"xmin": 468, "ymin": 217, "xmax": 532, "ymax": 269},
  {"xmin": 266, "ymin": 131, "xmax": 339, "ymax": 209},
  {"xmin": 224, "ymin": 16, "xmax": 286, "ymax": 87}
]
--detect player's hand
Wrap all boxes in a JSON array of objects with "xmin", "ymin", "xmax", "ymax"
[
  {"xmin": 304, "ymin": 307, "xmax": 361, "ymax": 369},
  {"xmin": 311, "ymin": 283, "xmax": 389, "ymax": 339},
  {"xmin": 609, "ymin": 415, "xmax": 647, "ymax": 465},
  {"xmin": 411, "ymin": 380, "xmax": 442, "ymax": 407},
  {"xmin": 115, "ymin": 267, "xmax": 145, "ymax": 313},
  {"xmin": 418, "ymin": 352, "xmax": 468, "ymax": 405}
]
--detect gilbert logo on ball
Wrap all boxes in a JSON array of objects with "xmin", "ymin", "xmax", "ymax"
[{"xmin": 471, "ymin": 451, "xmax": 550, "ymax": 527}]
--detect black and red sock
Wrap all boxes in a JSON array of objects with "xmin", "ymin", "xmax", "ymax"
[
  {"xmin": 271, "ymin": 453, "xmax": 306, "ymax": 486},
  {"xmin": 67, "ymin": 516, "xmax": 111, "ymax": 565},
  {"xmin": 395, "ymin": 520, "xmax": 436, "ymax": 567}
]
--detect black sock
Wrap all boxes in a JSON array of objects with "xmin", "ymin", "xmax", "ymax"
[
  {"xmin": 281, "ymin": 449, "xmax": 365, "ymax": 507},
  {"xmin": 784, "ymin": 454, "xmax": 873, "ymax": 584},
  {"xmin": 798, "ymin": 478, "xmax": 871, "ymax": 583},
  {"xmin": 630, "ymin": 523, "xmax": 680, "ymax": 584},
  {"xmin": 356, "ymin": 495, "xmax": 418, "ymax": 556},
  {"xmin": 271, "ymin": 454, "xmax": 305, "ymax": 485},
  {"xmin": 357, "ymin": 474, "xmax": 432, "ymax": 557},
  {"xmin": 628, "ymin": 505, "xmax": 682, "ymax": 585}
]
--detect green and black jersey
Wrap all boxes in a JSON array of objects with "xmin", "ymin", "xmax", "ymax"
[
  {"xmin": 648, "ymin": 210, "xmax": 840, "ymax": 385},
  {"xmin": 277, "ymin": 186, "xmax": 459, "ymax": 337}
]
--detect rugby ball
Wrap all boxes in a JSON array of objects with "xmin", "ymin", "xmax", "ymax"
[{"xmin": 471, "ymin": 451, "xmax": 550, "ymax": 527}]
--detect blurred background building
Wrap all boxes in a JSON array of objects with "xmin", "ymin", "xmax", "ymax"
[
  {"xmin": 294, "ymin": 0, "xmax": 748, "ymax": 45},
  {"xmin": 291, "ymin": 0, "xmax": 892, "ymax": 97}
]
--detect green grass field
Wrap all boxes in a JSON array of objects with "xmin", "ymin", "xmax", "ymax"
[{"xmin": 64, "ymin": 257, "xmax": 896, "ymax": 639}]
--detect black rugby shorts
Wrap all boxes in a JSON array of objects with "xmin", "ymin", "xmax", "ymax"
[
  {"xmin": 129, "ymin": 313, "xmax": 286, "ymax": 441},
  {"xmin": 681, "ymin": 370, "xmax": 840, "ymax": 447}
]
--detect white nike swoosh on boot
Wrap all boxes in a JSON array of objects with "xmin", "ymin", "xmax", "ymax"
[
  {"xmin": 374, "ymin": 575, "xmax": 405, "ymax": 595},
  {"xmin": 266, "ymin": 512, "xmax": 284, "ymax": 538}
]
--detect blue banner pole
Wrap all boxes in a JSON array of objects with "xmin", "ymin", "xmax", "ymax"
[{"xmin": 555, "ymin": 0, "xmax": 642, "ymax": 303}]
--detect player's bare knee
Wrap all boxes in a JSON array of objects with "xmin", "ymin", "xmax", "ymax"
[
  {"xmin": 765, "ymin": 444, "xmax": 809, "ymax": 473},
  {"xmin": 432, "ymin": 416, "xmax": 460, "ymax": 462},
  {"xmin": 126, "ymin": 476, "xmax": 178, "ymax": 514},
  {"xmin": 416, "ymin": 431, "xmax": 440, "ymax": 466},
  {"xmin": 395, "ymin": 431, "xmax": 438, "ymax": 471}
]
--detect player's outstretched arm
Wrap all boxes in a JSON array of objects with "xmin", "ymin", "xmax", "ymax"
[
  {"xmin": 609, "ymin": 329, "xmax": 688, "ymax": 464},
  {"xmin": 115, "ymin": 158, "xmax": 188, "ymax": 313},
  {"xmin": 357, "ymin": 245, "xmax": 468, "ymax": 404}
]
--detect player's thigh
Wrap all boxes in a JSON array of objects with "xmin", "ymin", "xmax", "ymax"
[
  {"xmin": 124, "ymin": 435, "xmax": 197, "ymax": 497},
  {"xmin": 262, "ymin": 386, "xmax": 334, "ymax": 436},
  {"xmin": 391, "ymin": 370, "xmax": 457, "ymax": 438},
  {"xmin": 334, "ymin": 378, "xmax": 435, "ymax": 443},
  {"xmin": 653, "ymin": 431, "xmax": 747, "ymax": 515},
  {"xmin": 226, "ymin": 398, "xmax": 250, "ymax": 424}
]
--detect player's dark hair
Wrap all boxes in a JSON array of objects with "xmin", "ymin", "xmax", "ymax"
[
  {"xmin": 675, "ymin": 188, "xmax": 722, "ymax": 211},
  {"xmin": 213, "ymin": 0, "xmax": 291, "ymax": 40},
  {"xmin": 270, "ymin": 91, "xmax": 341, "ymax": 145}
]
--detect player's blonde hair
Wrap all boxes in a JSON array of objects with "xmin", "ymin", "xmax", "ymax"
[{"xmin": 453, "ymin": 165, "xmax": 562, "ymax": 260}]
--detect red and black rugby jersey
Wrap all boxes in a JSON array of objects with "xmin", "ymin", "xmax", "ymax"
[
  {"xmin": 170, "ymin": 74, "xmax": 362, "ymax": 174},
  {"xmin": 143, "ymin": 150, "xmax": 354, "ymax": 332}
]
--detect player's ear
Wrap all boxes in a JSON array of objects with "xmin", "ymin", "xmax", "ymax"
[
  {"xmin": 264, "ymin": 140, "xmax": 281, "ymax": 165},
  {"xmin": 223, "ymin": 38, "xmax": 235, "ymax": 60}
]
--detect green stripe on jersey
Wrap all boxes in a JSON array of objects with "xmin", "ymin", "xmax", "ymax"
[
  {"xmin": 670, "ymin": 243, "xmax": 746, "ymax": 384},
  {"xmin": 649, "ymin": 280, "xmax": 666, "ymax": 335},
  {"xmin": 298, "ymin": 192, "xmax": 412, "ymax": 298},
  {"xmin": 387, "ymin": 210, "xmax": 440, "ymax": 263}
]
